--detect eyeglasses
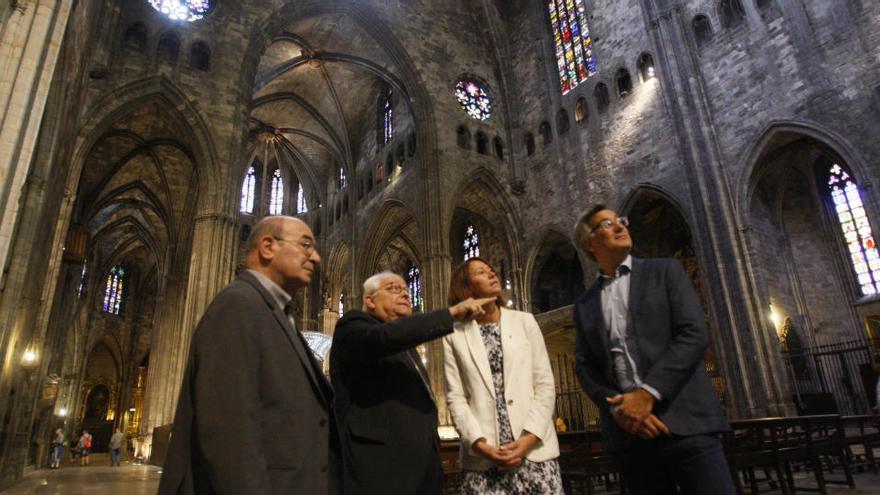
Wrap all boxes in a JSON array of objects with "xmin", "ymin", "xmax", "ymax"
[
  {"xmin": 589, "ymin": 216, "xmax": 629, "ymax": 236},
  {"xmin": 273, "ymin": 237, "xmax": 316, "ymax": 254},
  {"xmin": 380, "ymin": 284, "xmax": 409, "ymax": 295}
]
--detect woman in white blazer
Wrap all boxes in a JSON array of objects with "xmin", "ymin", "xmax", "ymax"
[{"xmin": 443, "ymin": 257, "xmax": 562, "ymax": 494}]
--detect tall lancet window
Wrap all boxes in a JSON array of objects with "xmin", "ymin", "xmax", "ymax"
[
  {"xmin": 406, "ymin": 265, "xmax": 423, "ymax": 311},
  {"xmin": 297, "ymin": 183, "xmax": 308, "ymax": 214},
  {"xmin": 77, "ymin": 260, "xmax": 89, "ymax": 299},
  {"xmin": 383, "ymin": 88, "xmax": 394, "ymax": 145},
  {"xmin": 338, "ymin": 167, "xmax": 347, "ymax": 190},
  {"xmin": 463, "ymin": 224, "xmax": 480, "ymax": 260},
  {"xmin": 548, "ymin": 0, "xmax": 597, "ymax": 95},
  {"xmin": 338, "ymin": 293, "xmax": 345, "ymax": 317},
  {"xmin": 269, "ymin": 168, "xmax": 284, "ymax": 215},
  {"xmin": 240, "ymin": 166, "xmax": 256, "ymax": 213},
  {"xmin": 828, "ymin": 164, "xmax": 880, "ymax": 295},
  {"xmin": 103, "ymin": 265, "xmax": 125, "ymax": 315}
]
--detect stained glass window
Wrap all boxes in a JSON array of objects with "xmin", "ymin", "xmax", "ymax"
[
  {"xmin": 338, "ymin": 293, "xmax": 345, "ymax": 317},
  {"xmin": 297, "ymin": 183, "xmax": 308, "ymax": 214},
  {"xmin": 269, "ymin": 168, "xmax": 283, "ymax": 215},
  {"xmin": 103, "ymin": 265, "xmax": 124, "ymax": 315},
  {"xmin": 454, "ymin": 80, "xmax": 492, "ymax": 121},
  {"xmin": 77, "ymin": 260, "xmax": 88, "ymax": 298},
  {"xmin": 407, "ymin": 265, "xmax": 423, "ymax": 311},
  {"xmin": 463, "ymin": 224, "xmax": 480, "ymax": 260},
  {"xmin": 548, "ymin": 0, "xmax": 597, "ymax": 95},
  {"xmin": 149, "ymin": 1, "xmax": 211, "ymax": 22},
  {"xmin": 828, "ymin": 164, "xmax": 880, "ymax": 295},
  {"xmin": 240, "ymin": 166, "xmax": 256, "ymax": 213},
  {"xmin": 383, "ymin": 89, "xmax": 394, "ymax": 145},
  {"xmin": 338, "ymin": 167, "xmax": 347, "ymax": 190}
]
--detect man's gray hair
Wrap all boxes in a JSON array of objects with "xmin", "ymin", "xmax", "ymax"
[{"xmin": 362, "ymin": 271, "xmax": 401, "ymax": 297}]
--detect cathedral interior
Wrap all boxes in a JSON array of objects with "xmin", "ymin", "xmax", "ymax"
[{"xmin": 0, "ymin": 0, "xmax": 879, "ymax": 489}]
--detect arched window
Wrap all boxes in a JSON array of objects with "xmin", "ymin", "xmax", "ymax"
[
  {"xmin": 297, "ymin": 183, "xmax": 308, "ymax": 214},
  {"xmin": 381, "ymin": 88, "xmax": 393, "ymax": 145},
  {"xmin": 463, "ymin": 224, "xmax": 480, "ymax": 260},
  {"xmin": 269, "ymin": 168, "xmax": 284, "ymax": 215},
  {"xmin": 719, "ymin": 0, "xmax": 746, "ymax": 29},
  {"xmin": 575, "ymin": 97, "xmax": 588, "ymax": 124},
  {"xmin": 148, "ymin": 0, "xmax": 212, "ymax": 22},
  {"xmin": 78, "ymin": 260, "xmax": 89, "ymax": 299},
  {"xmin": 457, "ymin": 126, "xmax": 471, "ymax": 150},
  {"xmin": 124, "ymin": 23, "xmax": 147, "ymax": 52},
  {"xmin": 240, "ymin": 166, "xmax": 256, "ymax": 213},
  {"xmin": 539, "ymin": 121, "xmax": 553, "ymax": 146},
  {"xmin": 616, "ymin": 69, "xmax": 633, "ymax": 97},
  {"xmin": 828, "ymin": 164, "xmax": 880, "ymax": 295},
  {"xmin": 454, "ymin": 79, "xmax": 492, "ymax": 121},
  {"xmin": 547, "ymin": 0, "xmax": 597, "ymax": 95},
  {"xmin": 557, "ymin": 109, "xmax": 570, "ymax": 135},
  {"xmin": 525, "ymin": 132, "xmax": 536, "ymax": 156},
  {"xmin": 103, "ymin": 265, "xmax": 125, "ymax": 315},
  {"xmin": 190, "ymin": 41, "xmax": 210, "ymax": 71},
  {"xmin": 637, "ymin": 53, "xmax": 656, "ymax": 82},
  {"xmin": 337, "ymin": 167, "xmax": 347, "ymax": 190},
  {"xmin": 338, "ymin": 292, "xmax": 345, "ymax": 317},
  {"xmin": 476, "ymin": 132, "xmax": 488, "ymax": 155},
  {"xmin": 692, "ymin": 15, "xmax": 713, "ymax": 47},
  {"xmin": 407, "ymin": 265, "xmax": 423, "ymax": 311},
  {"xmin": 494, "ymin": 137, "xmax": 504, "ymax": 160},
  {"xmin": 594, "ymin": 83, "xmax": 610, "ymax": 113},
  {"xmin": 157, "ymin": 32, "xmax": 180, "ymax": 64}
]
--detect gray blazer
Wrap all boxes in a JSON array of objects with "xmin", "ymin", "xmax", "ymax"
[
  {"xmin": 573, "ymin": 257, "xmax": 729, "ymax": 452},
  {"xmin": 158, "ymin": 271, "xmax": 340, "ymax": 495}
]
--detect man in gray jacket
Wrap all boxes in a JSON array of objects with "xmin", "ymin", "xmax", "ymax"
[{"xmin": 159, "ymin": 216, "xmax": 340, "ymax": 495}]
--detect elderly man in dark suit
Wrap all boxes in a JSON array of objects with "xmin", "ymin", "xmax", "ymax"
[
  {"xmin": 158, "ymin": 216, "xmax": 340, "ymax": 495},
  {"xmin": 572, "ymin": 204, "xmax": 735, "ymax": 495},
  {"xmin": 330, "ymin": 271, "xmax": 493, "ymax": 495}
]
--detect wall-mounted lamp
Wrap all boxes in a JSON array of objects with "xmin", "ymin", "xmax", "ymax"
[
  {"xmin": 21, "ymin": 349, "xmax": 37, "ymax": 370},
  {"xmin": 58, "ymin": 407, "xmax": 68, "ymax": 417}
]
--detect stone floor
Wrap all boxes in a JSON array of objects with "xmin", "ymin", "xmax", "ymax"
[
  {"xmin": 0, "ymin": 455, "xmax": 160, "ymax": 495},
  {"xmin": 1, "ymin": 455, "xmax": 879, "ymax": 494}
]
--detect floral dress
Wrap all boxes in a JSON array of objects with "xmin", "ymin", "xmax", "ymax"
[{"xmin": 461, "ymin": 322, "xmax": 564, "ymax": 495}]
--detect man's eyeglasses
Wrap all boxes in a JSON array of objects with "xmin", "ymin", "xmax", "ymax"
[
  {"xmin": 589, "ymin": 217, "xmax": 629, "ymax": 236},
  {"xmin": 273, "ymin": 237, "xmax": 316, "ymax": 254},
  {"xmin": 380, "ymin": 284, "xmax": 409, "ymax": 295}
]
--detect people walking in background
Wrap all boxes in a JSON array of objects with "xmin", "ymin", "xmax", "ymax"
[
  {"xmin": 77, "ymin": 430, "xmax": 92, "ymax": 466},
  {"xmin": 444, "ymin": 257, "xmax": 563, "ymax": 494},
  {"xmin": 109, "ymin": 427, "xmax": 125, "ymax": 466},
  {"xmin": 572, "ymin": 204, "xmax": 735, "ymax": 495},
  {"xmin": 49, "ymin": 428, "xmax": 65, "ymax": 469}
]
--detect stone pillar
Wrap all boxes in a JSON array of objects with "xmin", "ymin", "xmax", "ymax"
[
  {"xmin": 141, "ymin": 213, "xmax": 235, "ymax": 448},
  {"xmin": 422, "ymin": 250, "xmax": 452, "ymax": 424},
  {"xmin": 0, "ymin": 0, "xmax": 71, "ymax": 286}
]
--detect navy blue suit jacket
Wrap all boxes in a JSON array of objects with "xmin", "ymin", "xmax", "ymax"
[{"xmin": 573, "ymin": 257, "xmax": 729, "ymax": 452}]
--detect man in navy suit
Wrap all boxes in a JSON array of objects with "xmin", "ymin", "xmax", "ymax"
[{"xmin": 572, "ymin": 204, "xmax": 735, "ymax": 494}]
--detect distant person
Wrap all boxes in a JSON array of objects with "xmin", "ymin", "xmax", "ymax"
[
  {"xmin": 49, "ymin": 428, "xmax": 64, "ymax": 469},
  {"xmin": 330, "ymin": 271, "xmax": 493, "ymax": 495},
  {"xmin": 444, "ymin": 257, "xmax": 563, "ymax": 494},
  {"xmin": 78, "ymin": 430, "xmax": 92, "ymax": 466},
  {"xmin": 572, "ymin": 204, "xmax": 734, "ymax": 494},
  {"xmin": 159, "ymin": 216, "xmax": 341, "ymax": 495},
  {"xmin": 109, "ymin": 428, "xmax": 125, "ymax": 466}
]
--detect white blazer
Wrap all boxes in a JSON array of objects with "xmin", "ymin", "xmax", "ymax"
[{"xmin": 443, "ymin": 307, "xmax": 560, "ymax": 471}]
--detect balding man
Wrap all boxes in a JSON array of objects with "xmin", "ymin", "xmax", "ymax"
[
  {"xmin": 159, "ymin": 216, "xmax": 340, "ymax": 495},
  {"xmin": 330, "ymin": 271, "xmax": 494, "ymax": 495}
]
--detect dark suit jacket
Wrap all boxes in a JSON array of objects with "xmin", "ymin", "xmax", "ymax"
[
  {"xmin": 158, "ymin": 271, "xmax": 341, "ymax": 495},
  {"xmin": 330, "ymin": 309, "xmax": 455, "ymax": 495},
  {"xmin": 573, "ymin": 257, "xmax": 729, "ymax": 452}
]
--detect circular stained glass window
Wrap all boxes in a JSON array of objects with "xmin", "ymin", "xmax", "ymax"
[
  {"xmin": 149, "ymin": 1, "xmax": 212, "ymax": 22},
  {"xmin": 454, "ymin": 80, "xmax": 491, "ymax": 121}
]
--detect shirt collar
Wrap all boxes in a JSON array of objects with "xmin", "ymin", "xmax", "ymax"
[
  {"xmin": 598, "ymin": 254, "xmax": 633, "ymax": 281},
  {"xmin": 247, "ymin": 269, "xmax": 292, "ymax": 313}
]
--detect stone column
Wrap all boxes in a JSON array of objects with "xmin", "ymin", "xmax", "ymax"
[
  {"xmin": 141, "ymin": 213, "xmax": 235, "ymax": 447},
  {"xmin": 422, "ymin": 250, "xmax": 452, "ymax": 424},
  {"xmin": 0, "ymin": 0, "xmax": 71, "ymax": 287}
]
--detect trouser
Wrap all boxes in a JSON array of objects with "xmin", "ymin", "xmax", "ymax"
[
  {"xmin": 51, "ymin": 445, "xmax": 63, "ymax": 465},
  {"xmin": 614, "ymin": 434, "xmax": 736, "ymax": 495},
  {"xmin": 111, "ymin": 448, "xmax": 121, "ymax": 466}
]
